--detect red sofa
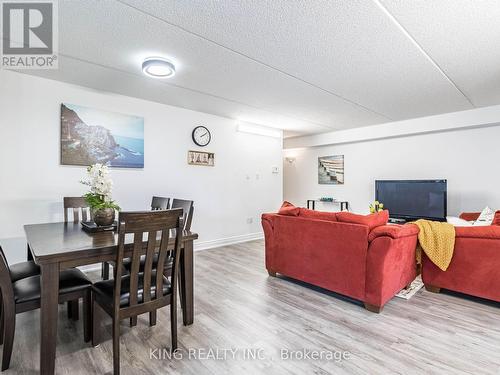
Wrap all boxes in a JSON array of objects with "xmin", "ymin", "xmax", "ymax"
[
  {"xmin": 422, "ymin": 212, "xmax": 500, "ymax": 302},
  {"xmin": 262, "ymin": 209, "xmax": 419, "ymax": 313}
]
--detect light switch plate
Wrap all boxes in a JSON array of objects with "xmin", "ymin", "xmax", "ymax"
[{"xmin": 272, "ymin": 166, "xmax": 279, "ymax": 174}]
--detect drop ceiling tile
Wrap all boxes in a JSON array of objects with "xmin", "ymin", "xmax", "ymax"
[
  {"xmin": 120, "ymin": 0, "xmax": 474, "ymax": 119},
  {"xmin": 381, "ymin": 0, "xmax": 500, "ymax": 107},
  {"xmin": 28, "ymin": 0, "xmax": 391, "ymax": 135}
]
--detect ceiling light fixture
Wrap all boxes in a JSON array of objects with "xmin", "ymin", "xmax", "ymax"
[
  {"xmin": 142, "ymin": 57, "xmax": 176, "ymax": 78},
  {"xmin": 237, "ymin": 121, "xmax": 282, "ymax": 139}
]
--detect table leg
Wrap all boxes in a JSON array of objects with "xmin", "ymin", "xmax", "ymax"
[
  {"xmin": 180, "ymin": 240, "xmax": 193, "ymax": 325},
  {"xmin": 40, "ymin": 263, "xmax": 59, "ymax": 375}
]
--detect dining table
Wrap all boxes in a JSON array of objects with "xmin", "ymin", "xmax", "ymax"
[{"xmin": 24, "ymin": 221, "xmax": 198, "ymax": 375}]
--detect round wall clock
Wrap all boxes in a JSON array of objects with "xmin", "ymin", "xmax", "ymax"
[{"xmin": 192, "ymin": 126, "xmax": 211, "ymax": 147}]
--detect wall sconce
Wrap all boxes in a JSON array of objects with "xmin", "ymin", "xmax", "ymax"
[{"xmin": 285, "ymin": 157, "xmax": 296, "ymax": 164}]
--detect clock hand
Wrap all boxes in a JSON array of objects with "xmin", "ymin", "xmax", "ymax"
[{"xmin": 201, "ymin": 132, "xmax": 208, "ymax": 137}]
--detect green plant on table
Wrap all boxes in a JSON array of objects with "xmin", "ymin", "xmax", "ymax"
[{"xmin": 369, "ymin": 200, "xmax": 384, "ymax": 213}]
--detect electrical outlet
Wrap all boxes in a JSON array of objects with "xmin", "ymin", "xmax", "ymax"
[{"xmin": 246, "ymin": 217, "xmax": 253, "ymax": 224}]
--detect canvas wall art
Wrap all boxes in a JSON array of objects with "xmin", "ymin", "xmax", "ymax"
[
  {"xmin": 61, "ymin": 103, "xmax": 144, "ymax": 168},
  {"xmin": 188, "ymin": 150, "xmax": 215, "ymax": 166},
  {"xmin": 318, "ymin": 155, "xmax": 344, "ymax": 184}
]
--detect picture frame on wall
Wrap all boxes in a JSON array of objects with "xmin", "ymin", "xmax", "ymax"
[
  {"xmin": 188, "ymin": 150, "xmax": 215, "ymax": 166},
  {"xmin": 60, "ymin": 103, "xmax": 144, "ymax": 168},
  {"xmin": 318, "ymin": 155, "xmax": 344, "ymax": 184}
]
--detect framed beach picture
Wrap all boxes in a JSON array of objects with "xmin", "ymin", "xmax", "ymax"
[
  {"xmin": 318, "ymin": 155, "xmax": 344, "ymax": 184},
  {"xmin": 188, "ymin": 150, "xmax": 215, "ymax": 166},
  {"xmin": 60, "ymin": 103, "xmax": 144, "ymax": 168}
]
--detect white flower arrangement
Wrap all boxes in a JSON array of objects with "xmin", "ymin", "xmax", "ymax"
[{"xmin": 80, "ymin": 164, "xmax": 120, "ymax": 211}]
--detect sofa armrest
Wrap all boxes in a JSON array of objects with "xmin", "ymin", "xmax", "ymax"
[
  {"xmin": 455, "ymin": 225, "xmax": 500, "ymax": 239},
  {"xmin": 368, "ymin": 224, "xmax": 419, "ymax": 242},
  {"xmin": 365, "ymin": 225, "xmax": 418, "ymax": 309},
  {"xmin": 261, "ymin": 214, "xmax": 277, "ymax": 273}
]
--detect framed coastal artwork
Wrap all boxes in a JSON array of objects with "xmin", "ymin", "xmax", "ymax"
[
  {"xmin": 318, "ymin": 155, "xmax": 344, "ymax": 184},
  {"xmin": 188, "ymin": 150, "xmax": 215, "ymax": 166},
  {"xmin": 60, "ymin": 103, "xmax": 144, "ymax": 168}
]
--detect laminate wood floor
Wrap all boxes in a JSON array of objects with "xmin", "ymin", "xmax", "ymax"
[{"xmin": 4, "ymin": 239, "xmax": 500, "ymax": 374}]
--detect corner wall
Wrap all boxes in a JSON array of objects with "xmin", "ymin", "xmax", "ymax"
[{"xmin": 284, "ymin": 113, "xmax": 500, "ymax": 215}]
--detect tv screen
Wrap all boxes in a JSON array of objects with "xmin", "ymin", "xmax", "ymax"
[{"xmin": 375, "ymin": 180, "xmax": 447, "ymax": 221}]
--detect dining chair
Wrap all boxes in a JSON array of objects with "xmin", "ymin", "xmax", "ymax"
[
  {"xmin": 151, "ymin": 196, "xmax": 170, "ymax": 210},
  {"xmin": 64, "ymin": 197, "xmax": 106, "ymax": 317},
  {"xmin": 123, "ymin": 198, "xmax": 194, "ymax": 327},
  {"xmin": 0, "ymin": 246, "xmax": 92, "ymax": 371},
  {"xmin": 64, "ymin": 197, "xmax": 111, "ymax": 283},
  {"xmin": 122, "ymin": 199, "xmax": 193, "ymax": 326},
  {"xmin": 63, "ymin": 196, "xmax": 92, "ymax": 223},
  {"xmin": 171, "ymin": 199, "xmax": 194, "ymax": 231},
  {"xmin": 91, "ymin": 209, "xmax": 184, "ymax": 375}
]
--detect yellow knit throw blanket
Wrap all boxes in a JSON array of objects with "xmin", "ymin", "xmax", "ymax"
[{"xmin": 414, "ymin": 219, "xmax": 455, "ymax": 271}]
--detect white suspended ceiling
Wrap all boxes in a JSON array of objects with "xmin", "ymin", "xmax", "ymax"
[{"xmin": 15, "ymin": 0, "xmax": 500, "ymax": 137}]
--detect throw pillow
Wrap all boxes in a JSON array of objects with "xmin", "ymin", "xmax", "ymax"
[
  {"xmin": 473, "ymin": 206, "xmax": 495, "ymax": 226},
  {"xmin": 298, "ymin": 208, "xmax": 337, "ymax": 222},
  {"xmin": 336, "ymin": 210, "xmax": 389, "ymax": 230},
  {"xmin": 278, "ymin": 201, "xmax": 300, "ymax": 216}
]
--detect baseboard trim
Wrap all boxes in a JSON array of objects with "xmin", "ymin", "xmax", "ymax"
[
  {"xmin": 78, "ymin": 232, "xmax": 264, "ymax": 272},
  {"xmin": 194, "ymin": 232, "xmax": 264, "ymax": 251}
]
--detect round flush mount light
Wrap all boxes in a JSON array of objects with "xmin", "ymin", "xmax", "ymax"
[{"xmin": 142, "ymin": 57, "xmax": 176, "ymax": 78}]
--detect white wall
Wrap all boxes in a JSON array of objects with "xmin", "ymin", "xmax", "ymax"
[
  {"xmin": 0, "ymin": 70, "xmax": 282, "ymax": 264},
  {"xmin": 284, "ymin": 124, "xmax": 500, "ymax": 216}
]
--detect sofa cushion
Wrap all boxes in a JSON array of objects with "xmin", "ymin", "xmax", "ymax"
[
  {"xmin": 278, "ymin": 201, "xmax": 300, "ymax": 216},
  {"xmin": 298, "ymin": 208, "xmax": 337, "ymax": 222},
  {"xmin": 459, "ymin": 212, "xmax": 480, "ymax": 221},
  {"xmin": 473, "ymin": 206, "xmax": 495, "ymax": 226},
  {"xmin": 337, "ymin": 210, "xmax": 389, "ymax": 230}
]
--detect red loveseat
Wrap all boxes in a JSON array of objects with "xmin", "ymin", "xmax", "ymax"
[
  {"xmin": 422, "ymin": 212, "xmax": 500, "ymax": 302},
  {"xmin": 262, "ymin": 208, "xmax": 419, "ymax": 313}
]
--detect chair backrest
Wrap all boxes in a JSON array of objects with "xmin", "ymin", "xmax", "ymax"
[
  {"xmin": 151, "ymin": 196, "xmax": 170, "ymax": 211},
  {"xmin": 113, "ymin": 209, "xmax": 184, "ymax": 315},
  {"xmin": 0, "ymin": 247, "xmax": 15, "ymax": 306},
  {"xmin": 171, "ymin": 199, "xmax": 194, "ymax": 231},
  {"xmin": 64, "ymin": 197, "xmax": 91, "ymax": 223}
]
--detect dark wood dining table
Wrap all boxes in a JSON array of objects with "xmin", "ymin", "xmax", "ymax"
[{"xmin": 24, "ymin": 221, "xmax": 198, "ymax": 375}]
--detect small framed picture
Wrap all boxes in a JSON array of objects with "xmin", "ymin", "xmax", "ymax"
[{"xmin": 188, "ymin": 150, "xmax": 215, "ymax": 166}]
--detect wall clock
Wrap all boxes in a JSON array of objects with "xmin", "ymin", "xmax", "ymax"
[{"xmin": 192, "ymin": 125, "xmax": 211, "ymax": 147}]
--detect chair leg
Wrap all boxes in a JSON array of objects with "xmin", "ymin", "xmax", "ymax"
[
  {"xmin": 83, "ymin": 290, "xmax": 91, "ymax": 343},
  {"xmin": 1, "ymin": 301, "xmax": 15, "ymax": 371},
  {"xmin": 91, "ymin": 294, "xmax": 101, "ymax": 347},
  {"xmin": 129, "ymin": 316, "xmax": 137, "ymax": 327},
  {"xmin": 149, "ymin": 310, "xmax": 157, "ymax": 327},
  {"xmin": 112, "ymin": 317, "xmax": 120, "ymax": 375},
  {"xmin": 101, "ymin": 262, "xmax": 110, "ymax": 281},
  {"xmin": 68, "ymin": 300, "xmax": 79, "ymax": 321},
  {"xmin": 170, "ymin": 295, "xmax": 177, "ymax": 351}
]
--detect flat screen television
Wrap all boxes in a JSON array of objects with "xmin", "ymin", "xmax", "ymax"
[{"xmin": 375, "ymin": 180, "xmax": 447, "ymax": 222}]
